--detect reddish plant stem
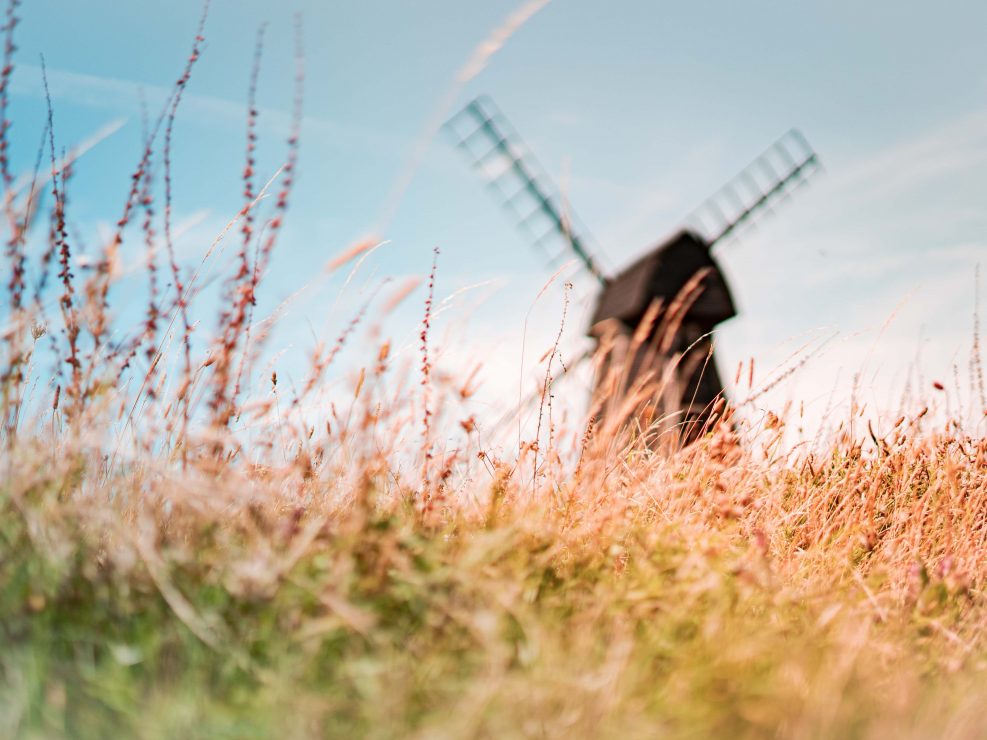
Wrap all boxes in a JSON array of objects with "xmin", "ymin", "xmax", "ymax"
[
  {"xmin": 209, "ymin": 17, "xmax": 304, "ymax": 435},
  {"xmin": 40, "ymin": 60, "xmax": 80, "ymax": 414},
  {"xmin": 419, "ymin": 247, "xmax": 439, "ymax": 491},
  {"xmin": 161, "ymin": 0, "xmax": 210, "ymax": 428},
  {"xmin": 0, "ymin": 0, "xmax": 19, "ymax": 193},
  {"xmin": 0, "ymin": 0, "xmax": 21, "ymax": 437},
  {"xmin": 228, "ymin": 24, "xmax": 266, "ymax": 413}
]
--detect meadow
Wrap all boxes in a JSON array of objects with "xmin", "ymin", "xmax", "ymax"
[{"xmin": 3, "ymin": 3, "xmax": 987, "ymax": 738}]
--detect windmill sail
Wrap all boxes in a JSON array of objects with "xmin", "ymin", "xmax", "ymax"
[
  {"xmin": 687, "ymin": 129, "xmax": 820, "ymax": 248},
  {"xmin": 444, "ymin": 94, "xmax": 823, "ymax": 445},
  {"xmin": 445, "ymin": 96, "xmax": 607, "ymax": 284}
]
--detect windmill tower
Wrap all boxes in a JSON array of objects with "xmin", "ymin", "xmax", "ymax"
[{"xmin": 445, "ymin": 96, "xmax": 820, "ymax": 444}]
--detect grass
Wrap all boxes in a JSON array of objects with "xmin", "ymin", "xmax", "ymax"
[
  {"xmin": 4, "ymin": 429, "xmax": 987, "ymax": 738},
  {"xmin": 3, "ymin": 2, "xmax": 987, "ymax": 738}
]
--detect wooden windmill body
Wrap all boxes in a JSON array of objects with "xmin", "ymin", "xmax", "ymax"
[
  {"xmin": 446, "ymin": 97, "xmax": 819, "ymax": 444},
  {"xmin": 590, "ymin": 230, "xmax": 736, "ymax": 442}
]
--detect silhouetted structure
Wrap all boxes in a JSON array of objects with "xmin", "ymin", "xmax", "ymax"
[
  {"xmin": 589, "ymin": 229, "xmax": 736, "ymax": 442},
  {"xmin": 445, "ymin": 96, "xmax": 819, "ymax": 444}
]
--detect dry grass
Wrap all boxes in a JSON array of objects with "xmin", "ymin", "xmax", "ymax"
[
  {"xmin": 4, "ymin": 400, "xmax": 987, "ymax": 738},
  {"xmin": 2, "ymin": 3, "xmax": 987, "ymax": 738}
]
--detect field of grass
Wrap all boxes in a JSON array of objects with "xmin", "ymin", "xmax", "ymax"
[
  {"xmin": 4, "ymin": 412, "xmax": 987, "ymax": 738},
  {"xmin": 3, "ymin": 3, "xmax": 987, "ymax": 738}
]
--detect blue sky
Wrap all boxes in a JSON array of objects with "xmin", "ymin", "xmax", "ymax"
[{"xmin": 8, "ymin": 0, "xmax": 987, "ymax": 437}]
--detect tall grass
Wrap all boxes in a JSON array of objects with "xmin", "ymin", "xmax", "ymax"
[{"xmin": 2, "ymin": 3, "xmax": 987, "ymax": 738}]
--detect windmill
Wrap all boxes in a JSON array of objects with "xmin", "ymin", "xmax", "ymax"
[{"xmin": 444, "ymin": 95, "xmax": 820, "ymax": 443}]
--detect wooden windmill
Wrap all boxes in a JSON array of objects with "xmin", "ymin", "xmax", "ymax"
[{"xmin": 445, "ymin": 96, "xmax": 820, "ymax": 443}]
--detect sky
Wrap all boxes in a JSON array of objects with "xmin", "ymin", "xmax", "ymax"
[{"xmin": 7, "ymin": 0, "xmax": 987, "ymax": 441}]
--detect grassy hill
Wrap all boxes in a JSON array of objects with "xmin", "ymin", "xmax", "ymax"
[{"xmin": 3, "ymin": 417, "xmax": 987, "ymax": 738}]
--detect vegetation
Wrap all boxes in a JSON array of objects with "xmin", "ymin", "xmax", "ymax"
[{"xmin": 2, "ymin": 3, "xmax": 987, "ymax": 738}]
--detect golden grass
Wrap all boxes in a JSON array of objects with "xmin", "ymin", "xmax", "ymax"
[{"xmin": 3, "ymin": 399, "xmax": 987, "ymax": 738}]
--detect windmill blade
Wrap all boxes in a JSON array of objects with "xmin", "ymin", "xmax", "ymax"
[
  {"xmin": 445, "ymin": 96, "xmax": 607, "ymax": 284},
  {"xmin": 688, "ymin": 129, "xmax": 821, "ymax": 248}
]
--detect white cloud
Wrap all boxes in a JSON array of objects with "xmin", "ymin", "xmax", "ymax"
[
  {"xmin": 709, "ymin": 102, "xmax": 987, "ymax": 435},
  {"xmin": 11, "ymin": 63, "xmax": 404, "ymax": 155}
]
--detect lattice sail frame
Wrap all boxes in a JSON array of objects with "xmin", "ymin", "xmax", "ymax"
[
  {"xmin": 447, "ymin": 96, "xmax": 822, "ymax": 280},
  {"xmin": 687, "ymin": 129, "xmax": 820, "ymax": 248},
  {"xmin": 444, "ymin": 95, "xmax": 608, "ymax": 284}
]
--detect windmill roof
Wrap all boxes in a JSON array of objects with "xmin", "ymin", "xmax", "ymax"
[{"xmin": 590, "ymin": 230, "xmax": 737, "ymax": 332}]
